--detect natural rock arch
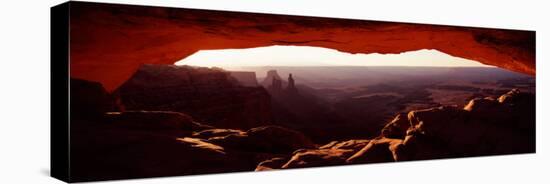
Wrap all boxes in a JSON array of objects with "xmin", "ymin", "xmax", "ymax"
[{"xmin": 68, "ymin": 2, "xmax": 535, "ymax": 91}]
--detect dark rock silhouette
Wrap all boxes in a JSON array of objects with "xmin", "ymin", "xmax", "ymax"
[
  {"xmin": 68, "ymin": 79, "xmax": 313, "ymax": 181},
  {"xmin": 103, "ymin": 111, "xmax": 213, "ymax": 136},
  {"xmin": 380, "ymin": 113, "xmax": 410, "ymax": 139},
  {"xmin": 288, "ymin": 74, "xmax": 295, "ymax": 87},
  {"xmin": 70, "ymin": 78, "xmax": 120, "ymax": 119},
  {"xmin": 263, "ymin": 71, "xmax": 353, "ymax": 142},
  {"xmin": 115, "ymin": 64, "xmax": 272, "ymax": 129},
  {"xmin": 207, "ymin": 126, "xmax": 316, "ymax": 154},
  {"xmin": 272, "ymin": 77, "xmax": 283, "ymax": 92},
  {"xmin": 67, "ymin": 70, "xmax": 534, "ymax": 181},
  {"xmin": 286, "ymin": 73, "xmax": 297, "ymax": 93},
  {"xmin": 69, "ymin": 79, "xmax": 258, "ymax": 181},
  {"xmin": 71, "ymin": 112, "xmax": 251, "ymax": 181},
  {"xmin": 229, "ymin": 71, "xmax": 259, "ymax": 87},
  {"xmin": 264, "ymin": 70, "xmax": 381, "ymax": 142},
  {"xmin": 262, "ymin": 70, "xmax": 285, "ymax": 91},
  {"xmin": 256, "ymin": 89, "xmax": 535, "ymax": 170}
]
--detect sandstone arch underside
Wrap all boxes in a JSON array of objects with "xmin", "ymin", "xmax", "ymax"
[{"xmin": 68, "ymin": 2, "xmax": 535, "ymax": 91}]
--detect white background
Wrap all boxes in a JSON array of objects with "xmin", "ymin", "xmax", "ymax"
[{"xmin": 0, "ymin": 0, "xmax": 548, "ymax": 183}]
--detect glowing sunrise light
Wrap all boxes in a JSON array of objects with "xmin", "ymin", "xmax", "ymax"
[{"xmin": 176, "ymin": 45, "xmax": 492, "ymax": 68}]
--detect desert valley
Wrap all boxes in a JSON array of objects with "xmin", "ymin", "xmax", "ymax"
[
  {"xmin": 69, "ymin": 64, "xmax": 535, "ymax": 181},
  {"xmin": 50, "ymin": 2, "xmax": 536, "ymax": 182}
]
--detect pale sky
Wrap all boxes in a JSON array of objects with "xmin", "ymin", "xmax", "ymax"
[{"xmin": 175, "ymin": 45, "xmax": 491, "ymax": 68}]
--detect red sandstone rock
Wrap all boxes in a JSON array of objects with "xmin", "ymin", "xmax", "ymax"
[
  {"xmin": 319, "ymin": 139, "xmax": 370, "ymax": 150},
  {"xmin": 69, "ymin": 68, "xmax": 535, "ymax": 178},
  {"xmin": 67, "ymin": 2, "xmax": 535, "ymax": 91},
  {"xmin": 282, "ymin": 148, "xmax": 356, "ymax": 168},
  {"xmin": 255, "ymin": 157, "xmax": 288, "ymax": 171},
  {"xmin": 192, "ymin": 129, "xmax": 245, "ymax": 139},
  {"xmin": 395, "ymin": 89, "xmax": 535, "ymax": 159},
  {"xmin": 255, "ymin": 139, "xmax": 369, "ymax": 170},
  {"xmin": 346, "ymin": 138, "xmax": 402, "ymax": 164},
  {"xmin": 208, "ymin": 126, "xmax": 316, "ymax": 154},
  {"xmin": 380, "ymin": 113, "xmax": 411, "ymax": 139},
  {"xmin": 255, "ymin": 89, "xmax": 535, "ymax": 170}
]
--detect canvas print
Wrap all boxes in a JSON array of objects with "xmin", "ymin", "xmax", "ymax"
[{"xmin": 51, "ymin": 1, "xmax": 535, "ymax": 182}]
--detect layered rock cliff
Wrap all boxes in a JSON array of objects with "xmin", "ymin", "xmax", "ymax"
[
  {"xmin": 70, "ymin": 78, "xmax": 314, "ymax": 181},
  {"xmin": 229, "ymin": 71, "xmax": 259, "ymax": 87},
  {"xmin": 115, "ymin": 64, "xmax": 272, "ymax": 129},
  {"xmin": 69, "ymin": 78, "xmax": 534, "ymax": 181}
]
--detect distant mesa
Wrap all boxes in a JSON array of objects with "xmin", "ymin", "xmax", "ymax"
[
  {"xmin": 229, "ymin": 71, "xmax": 259, "ymax": 87},
  {"xmin": 261, "ymin": 70, "xmax": 285, "ymax": 88},
  {"xmin": 115, "ymin": 64, "xmax": 272, "ymax": 129}
]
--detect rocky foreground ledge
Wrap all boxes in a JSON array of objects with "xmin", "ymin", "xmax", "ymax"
[
  {"xmin": 69, "ymin": 78, "xmax": 534, "ymax": 181},
  {"xmin": 257, "ymin": 89, "xmax": 535, "ymax": 170}
]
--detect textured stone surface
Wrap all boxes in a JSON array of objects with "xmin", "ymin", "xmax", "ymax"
[
  {"xmin": 69, "ymin": 75, "xmax": 535, "ymax": 177},
  {"xmin": 69, "ymin": 2, "xmax": 535, "ymax": 91},
  {"xmin": 346, "ymin": 138, "xmax": 402, "ymax": 164},
  {"xmin": 380, "ymin": 113, "xmax": 411, "ymax": 139},
  {"xmin": 256, "ymin": 89, "xmax": 535, "ymax": 170},
  {"xmin": 255, "ymin": 157, "xmax": 288, "ymax": 171},
  {"xmin": 208, "ymin": 126, "xmax": 316, "ymax": 154}
]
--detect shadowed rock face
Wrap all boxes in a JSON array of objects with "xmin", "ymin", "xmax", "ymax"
[
  {"xmin": 380, "ymin": 113, "xmax": 411, "ymax": 139},
  {"xmin": 68, "ymin": 77, "xmax": 534, "ymax": 180},
  {"xmin": 207, "ymin": 126, "xmax": 316, "ymax": 154},
  {"xmin": 229, "ymin": 71, "xmax": 259, "ymax": 87},
  {"xmin": 68, "ymin": 2, "xmax": 535, "ymax": 91},
  {"xmin": 256, "ymin": 88, "xmax": 535, "ymax": 170},
  {"xmin": 70, "ymin": 78, "xmax": 120, "ymax": 119},
  {"xmin": 69, "ymin": 86, "xmax": 310, "ymax": 181},
  {"xmin": 115, "ymin": 64, "xmax": 272, "ymax": 129},
  {"xmin": 346, "ymin": 138, "xmax": 402, "ymax": 164},
  {"xmin": 71, "ymin": 114, "xmax": 255, "ymax": 182},
  {"xmin": 103, "ymin": 111, "xmax": 213, "ymax": 136},
  {"xmin": 72, "ymin": 116, "xmax": 315, "ymax": 181},
  {"xmin": 69, "ymin": 80, "xmax": 315, "ymax": 182},
  {"xmin": 69, "ymin": 81, "xmax": 246, "ymax": 181}
]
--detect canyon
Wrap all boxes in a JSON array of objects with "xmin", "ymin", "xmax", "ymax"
[
  {"xmin": 61, "ymin": 2, "xmax": 536, "ymax": 182},
  {"xmin": 69, "ymin": 65, "xmax": 535, "ymax": 182}
]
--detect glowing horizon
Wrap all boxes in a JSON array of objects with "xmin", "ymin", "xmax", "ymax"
[{"xmin": 175, "ymin": 45, "xmax": 493, "ymax": 68}]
